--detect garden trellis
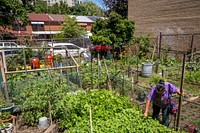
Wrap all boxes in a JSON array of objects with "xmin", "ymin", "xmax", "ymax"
[{"xmin": 0, "ymin": 46, "xmax": 81, "ymax": 100}]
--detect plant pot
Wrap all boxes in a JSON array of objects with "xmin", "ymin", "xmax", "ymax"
[
  {"xmin": 1, "ymin": 103, "xmax": 14, "ymax": 114},
  {"xmin": 0, "ymin": 123, "xmax": 12, "ymax": 133}
]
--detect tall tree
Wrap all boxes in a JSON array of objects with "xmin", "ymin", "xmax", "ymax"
[
  {"xmin": 70, "ymin": 1, "xmax": 104, "ymax": 16},
  {"xmin": 54, "ymin": 16, "xmax": 86, "ymax": 38},
  {"xmin": 34, "ymin": 0, "xmax": 48, "ymax": 13},
  {"xmin": 34, "ymin": 1, "xmax": 70, "ymax": 14},
  {"xmin": 91, "ymin": 12, "xmax": 134, "ymax": 47},
  {"xmin": 101, "ymin": 0, "xmax": 128, "ymax": 18},
  {"xmin": 0, "ymin": 0, "xmax": 28, "ymax": 28}
]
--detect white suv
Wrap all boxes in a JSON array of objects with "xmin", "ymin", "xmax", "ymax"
[{"xmin": 47, "ymin": 43, "xmax": 88, "ymax": 57}]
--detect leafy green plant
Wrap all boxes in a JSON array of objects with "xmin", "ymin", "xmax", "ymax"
[
  {"xmin": 0, "ymin": 122, "xmax": 10, "ymax": 129},
  {"xmin": 0, "ymin": 112, "xmax": 11, "ymax": 120},
  {"xmin": 52, "ymin": 89, "xmax": 181, "ymax": 132},
  {"xmin": 148, "ymin": 73, "xmax": 165, "ymax": 87},
  {"xmin": 91, "ymin": 12, "xmax": 134, "ymax": 47},
  {"xmin": 134, "ymin": 35, "xmax": 150, "ymax": 59},
  {"xmin": 184, "ymin": 70, "xmax": 200, "ymax": 84},
  {"xmin": 7, "ymin": 71, "xmax": 71, "ymax": 126}
]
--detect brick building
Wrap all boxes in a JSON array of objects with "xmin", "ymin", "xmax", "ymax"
[{"xmin": 3, "ymin": 13, "xmax": 96, "ymax": 40}]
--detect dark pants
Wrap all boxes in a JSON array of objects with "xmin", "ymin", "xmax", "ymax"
[{"xmin": 152, "ymin": 104, "xmax": 169, "ymax": 127}]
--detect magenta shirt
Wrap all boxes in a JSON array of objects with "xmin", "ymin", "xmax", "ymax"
[{"xmin": 147, "ymin": 82, "xmax": 178, "ymax": 108}]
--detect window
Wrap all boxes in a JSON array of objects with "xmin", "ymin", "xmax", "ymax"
[
  {"xmin": 20, "ymin": 25, "xmax": 26, "ymax": 31},
  {"xmin": 66, "ymin": 45, "xmax": 78, "ymax": 49},
  {"xmin": 4, "ymin": 43, "xmax": 10, "ymax": 47},
  {"xmin": 12, "ymin": 24, "xmax": 19, "ymax": 31},
  {"xmin": 12, "ymin": 24, "xmax": 26, "ymax": 31},
  {"xmin": 0, "ymin": 43, "xmax": 3, "ymax": 47},
  {"xmin": 11, "ymin": 43, "xmax": 17, "ymax": 47},
  {"xmin": 32, "ymin": 24, "xmax": 44, "ymax": 31},
  {"xmin": 54, "ymin": 45, "xmax": 64, "ymax": 50}
]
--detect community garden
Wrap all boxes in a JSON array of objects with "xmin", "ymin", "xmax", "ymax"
[{"xmin": 0, "ymin": 13, "xmax": 199, "ymax": 133}]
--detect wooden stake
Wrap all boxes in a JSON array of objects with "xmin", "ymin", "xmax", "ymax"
[
  {"xmin": 103, "ymin": 57, "xmax": 112, "ymax": 90},
  {"xmin": 90, "ymin": 106, "xmax": 93, "ymax": 133},
  {"xmin": 0, "ymin": 55, "xmax": 9, "ymax": 101}
]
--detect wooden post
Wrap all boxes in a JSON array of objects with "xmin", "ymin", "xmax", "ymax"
[
  {"xmin": 176, "ymin": 53, "xmax": 186, "ymax": 131},
  {"xmin": 103, "ymin": 57, "xmax": 112, "ymax": 90},
  {"xmin": 0, "ymin": 55, "xmax": 9, "ymax": 101},
  {"xmin": 151, "ymin": 36, "xmax": 158, "ymax": 61},
  {"xmin": 189, "ymin": 34, "xmax": 194, "ymax": 62},
  {"xmin": 155, "ymin": 33, "xmax": 162, "ymax": 73}
]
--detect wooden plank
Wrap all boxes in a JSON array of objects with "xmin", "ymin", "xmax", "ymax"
[
  {"xmin": 182, "ymin": 96, "xmax": 199, "ymax": 106},
  {"xmin": 44, "ymin": 124, "xmax": 57, "ymax": 133}
]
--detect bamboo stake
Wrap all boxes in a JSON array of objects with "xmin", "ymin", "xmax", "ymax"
[
  {"xmin": 90, "ymin": 97, "xmax": 93, "ymax": 133},
  {"xmin": 48, "ymin": 101, "xmax": 53, "ymax": 133},
  {"xmin": 151, "ymin": 37, "xmax": 158, "ymax": 60},
  {"xmin": 97, "ymin": 53, "xmax": 100, "ymax": 90},
  {"xmin": 0, "ymin": 55, "xmax": 9, "ymax": 101},
  {"xmin": 90, "ymin": 106, "xmax": 92, "ymax": 133},
  {"xmin": 103, "ymin": 57, "xmax": 112, "ymax": 90}
]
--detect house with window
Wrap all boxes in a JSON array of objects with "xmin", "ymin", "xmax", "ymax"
[{"xmin": 6, "ymin": 13, "xmax": 97, "ymax": 40}]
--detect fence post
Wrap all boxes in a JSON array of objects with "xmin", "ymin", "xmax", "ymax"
[
  {"xmin": 176, "ymin": 53, "xmax": 186, "ymax": 131},
  {"xmin": 155, "ymin": 32, "xmax": 162, "ymax": 73},
  {"xmin": 0, "ymin": 55, "xmax": 9, "ymax": 101},
  {"xmin": 189, "ymin": 34, "xmax": 194, "ymax": 62}
]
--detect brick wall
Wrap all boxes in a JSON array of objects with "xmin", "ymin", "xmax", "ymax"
[{"xmin": 128, "ymin": 0, "xmax": 200, "ymax": 52}]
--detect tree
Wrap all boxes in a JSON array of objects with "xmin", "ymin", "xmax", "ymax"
[
  {"xmin": 54, "ymin": 15, "xmax": 86, "ymax": 38},
  {"xmin": 34, "ymin": 1, "xmax": 70, "ymax": 15},
  {"xmin": 70, "ymin": 2, "xmax": 104, "ymax": 16},
  {"xmin": 91, "ymin": 12, "xmax": 134, "ymax": 47},
  {"xmin": 0, "ymin": 0, "xmax": 28, "ymax": 28},
  {"xmin": 101, "ymin": 0, "xmax": 128, "ymax": 18},
  {"xmin": 34, "ymin": 0, "xmax": 48, "ymax": 13}
]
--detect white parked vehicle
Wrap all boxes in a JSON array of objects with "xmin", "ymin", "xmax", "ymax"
[
  {"xmin": 0, "ymin": 42, "xmax": 25, "ymax": 49},
  {"xmin": 47, "ymin": 43, "xmax": 88, "ymax": 57}
]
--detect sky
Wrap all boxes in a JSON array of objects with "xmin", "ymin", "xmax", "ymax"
[{"xmin": 82, "ymin": 0, "xmax": 105, "ymax": 9}]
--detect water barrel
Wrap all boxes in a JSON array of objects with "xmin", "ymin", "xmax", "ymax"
[
  {"xmin": 30, "ymin": 57, "xmax": 40, "ymax": 69},
  {"xmin": 45, "ymin": 55, "xmax": 53, "ymax": 67},
  {"xmin": 141, "ymin": 62, "xmax": 153, "ymax": 77}
]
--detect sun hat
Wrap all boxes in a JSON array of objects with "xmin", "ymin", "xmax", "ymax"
[{"xmin": 156, "ymin": 80, "xmax": 165, "ymax": 94}]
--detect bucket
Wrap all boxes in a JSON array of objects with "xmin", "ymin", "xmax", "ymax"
[
  {"xmin": 141, "ymin": 62, "xmax": 153, "ymax": 77},
  {"xmin": 0, "ymin": 123, "xmax": 12, "ymax": 133},
  {"xmin": 188, "ymin": 125, "xmax": 195, "ymax": 133},
  {"xmin": 38, "ymin": 117, "xmax": 49, "ymax": 129},
  {"xmin": 30, "ymin": 57, "xmax": 40, "ymax": 69},
  {"xmin": 45, "ymin": 55, "xmax": 53, "ymax": 67}
]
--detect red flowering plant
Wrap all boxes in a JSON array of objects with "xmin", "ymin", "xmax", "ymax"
[{"xmin": 89, "ymin": 45, "xmax": 109, "ymax": 52}]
